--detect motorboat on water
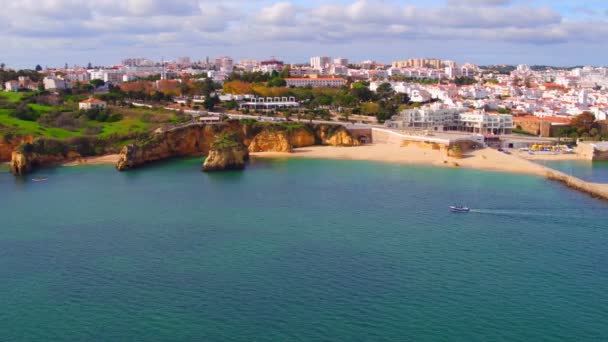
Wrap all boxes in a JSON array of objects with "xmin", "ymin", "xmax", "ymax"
[
  {"xmin": 449, "ymin": 206, "xmax": 470, "ymax": 213},
  {"xmin": 32, "ymin": 178, "xmax": 48, "ymax": 182}
]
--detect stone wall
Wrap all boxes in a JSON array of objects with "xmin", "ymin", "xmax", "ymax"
[{"xmin": 576, "ymin": 142, "xmax": 608, "ymax": 161}]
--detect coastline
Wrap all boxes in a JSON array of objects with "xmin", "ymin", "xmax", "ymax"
[
  {"xmin": 62, "ymin": 154, "xmax": 120, "ymax": 166},
  {"xmin": 251, "ymin": 144, "xmax": 550, "ymax": 177},
  {"xmin": 515, "ymin": 151, "xmax": 586, "ymax": 161}
]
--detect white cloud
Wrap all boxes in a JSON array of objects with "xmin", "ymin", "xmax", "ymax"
[{"xmin": 0, "ymin": 0, "xmax": 607, "ymax": 66}]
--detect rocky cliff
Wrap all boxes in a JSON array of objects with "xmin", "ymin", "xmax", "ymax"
[
  {"xmin": 1, "ymin": 135, "xmax": 34, "ymax": 161},
  {"xmin": 202, "ymin": 135, "xmax": 249, "ymax": 172},
  {"xmin": 248, "ymin": 130, "xmax": 292, "ymax": 152},
  {"xmin": 10, "ymin": 151, "xmax": 31, "ymax": 175},
  {"xmin": 116, "ymin": 120, "xmax": 358, "ymax": 171},
  {"xmin": 10, "ymin": 149, "xmax": 79, "ymax": 175}
]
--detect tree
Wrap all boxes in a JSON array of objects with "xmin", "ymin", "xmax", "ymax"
[
  {"xmin": 350, "ymin": 86, "xmax": 374, "ymax": 102},
  {"xmin": 570, "ymin": 111, "xmax": 596, "ymax": 134},
  {"xmin": 267, "ymin": 77, "xmax": 286, "ymax": 87},
  {"xmin": 87, "ymin": 62, "xmax": 93, "ymax": 69},
  {"xmin": 360, "ymin": 102, "xmax": 380, "ymax": 116},
  {"xmin": 203, "ymin": 95, "xmax": 220, "ymax": 110},
  {"xmin": 376, "ymin": 82, "xmax": 395, "ymax": 100},
  {"xmin": 90, "ymin": 79, "xmax": 105, "ymax": 88},
  {"xmin": 279, "ymin": 66, "xmax": 290, "ymax": 79},
  {"xmin": 35, "ymin": 64, "xmax": 43, "ymax": 71}
]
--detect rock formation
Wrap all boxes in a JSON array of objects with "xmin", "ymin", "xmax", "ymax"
[
  {"xmin": 314, "ymin": 125, "xmax": 359, "ymax": 146},
  {"xmin": 115, "ymin": 121, "xmax": 358, "ymax": 171},
  {"xmin": 248, "ymin": 130, "xmax": 292, "ymax": 152},
  {"xmin": 9, "ymin": 151, "xmax": 31, "ymax": 175},
  {"xmin": 1, "ymin": 135, "xmax": 33, "ymax": 161},
  {"xmin": 202, "ymin": 135, "xmax": 249, "ymax": 172}
]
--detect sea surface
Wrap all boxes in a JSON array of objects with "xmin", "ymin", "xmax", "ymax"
[
  {"xmin": 537, "ymin": 159, "xmax": 608, "ymax": 183},
  {"xmin": 1, "ymin": 158, "xmax": 607, "ymax": 341}
]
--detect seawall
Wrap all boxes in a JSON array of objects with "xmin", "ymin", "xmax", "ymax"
[{"xmin": 544, "ymin": 168, "xmax": 608, "ymax": 201}]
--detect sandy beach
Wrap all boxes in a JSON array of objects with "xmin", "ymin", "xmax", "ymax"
[
  {"xmin": 63, "ymin": 154, "xmax": 120, "ymax": 166},
  {"xmin": 514, "ymin": 151, "xmax": 586, "ymax": 161},
  {"xmin": 251, "ymin": 144, "xmax": 550, "ymax": 176}
]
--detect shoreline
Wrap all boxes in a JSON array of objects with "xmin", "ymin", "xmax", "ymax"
[
  {"xmin": 62, "ymin": 154, "xmax": 121, "ymax": 166},
  {"xmin": 5, "ymin": 144, "xmax": 608, "ymax": 201},
  {"xmin": 251, "ymin": 144, "xmax": 550, "ymax": 177}
]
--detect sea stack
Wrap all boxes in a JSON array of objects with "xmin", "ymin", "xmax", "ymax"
[
  {"xmin": 202, "ymin": 134, "xmax": 249, "ymax": 172},
  {"xmin": 10, "ymin": 150, "xmax": 31, "ymax": 175}
]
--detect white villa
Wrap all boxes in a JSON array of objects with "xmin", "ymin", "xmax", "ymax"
[{"xmin": 79, "ymin": 98, "xmax": 107, "ymax": 110}]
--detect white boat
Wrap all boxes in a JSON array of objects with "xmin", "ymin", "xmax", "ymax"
[
  {"xmin": 449, "ymin": 206, "xmax": 470, "ymax": 213},
  {"xmin": 32, "ymin": 178, "xmax": 48, "ymax": 182}
]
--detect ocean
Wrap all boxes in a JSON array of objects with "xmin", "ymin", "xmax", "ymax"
[
  {"xmin": 536, "ymin": 159, "xmax": 608, "ymax": 183},
  {"xmin": 1, "ymin": 158, "xmax": 607, "ymax": 341}
]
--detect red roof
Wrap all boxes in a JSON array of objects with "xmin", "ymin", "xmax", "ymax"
[
  {"xmin": 286, "ymin": 78, "xmax": 345, "ymax": 81},
  {"xmin": 514, "ymin": 116, "xmax": 571, "ymax": 124},
  {"xmin": 80, "ymin": 98, "xmax": 105, "ymax": 104}
]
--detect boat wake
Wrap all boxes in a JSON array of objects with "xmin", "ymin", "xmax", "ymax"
[{"xmin": 468, "ymin": 208, "xmax": 600, "ymax": 219}]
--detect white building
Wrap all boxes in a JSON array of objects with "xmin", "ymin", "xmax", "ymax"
[
  {"xmin": 334, "ymin": 58, "xmax": 349, "ymax": 66},
  {"xmin": 43, "ymin": 76, "xmax": 69, "ymax": 90},
  {"xmin": 310, "ymin": 56, "xmax": 331, "ymax": 69},
  {"xmin": 285, "ymin": 77, "xmax": 346, "ymax": 88},
  {"xmin": 214, "ymin": 57, "xmax": 234, "ymax": 72},
  {"xmin": 89, "ymin": 69, "xmax": 125, "ymax": 84},
  {"xmin": 4, "ymin": 80, "xmax": 20, "ymax": 92},
  {"xmin": 386, "ymin": 104, "xmax": 513, "ymax": 134},
  {"xmin": 79, "ymin": 98, "xmax": 107, "ymax": 110}
]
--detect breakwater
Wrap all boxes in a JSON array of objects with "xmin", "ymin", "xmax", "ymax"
[{"xmin": 544, "ymin": 168, "xmax": 608, "ymax": 201}]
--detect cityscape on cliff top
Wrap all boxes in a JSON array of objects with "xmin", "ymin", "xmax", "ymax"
[{"xmin": 2, "ymin": 0, "xmax": 608, "ymax": 340}]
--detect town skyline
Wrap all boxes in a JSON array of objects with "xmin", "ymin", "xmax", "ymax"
[{"xmin": 1, "ymin": 0, "xmax": 608, "ymax": 68}]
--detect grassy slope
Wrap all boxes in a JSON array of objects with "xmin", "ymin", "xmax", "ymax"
[
  {"xmin": 0, "ymin": 92, "xmax": 163, "ymax": 140},
  {"xmin": 0, "ymin": 91, "xmax": 25, "ymax": 103}
]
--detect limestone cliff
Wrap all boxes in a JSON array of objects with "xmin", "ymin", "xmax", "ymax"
[
  {"xmin": 248, "ymin": 130, "xmax": 292, "ymax": 152},
  {"xmin": 9, "ymin": 149, "xmax": 79, "ymax": 175},
  {"xmin": 116, "ymin": 123, "xmax": 235, "ymax": 171},
  {"xmin": 314, "ymin": 125, "xmax": 360, "ymax": 146},
  {"xmin": 288, "ymin": 128, "xmax": 316, "ymax": 147},
  {"xmin": 202, "ymin": 136, "xmax": 249, "ymax": 172},
  {"xmin": 1, "ymin": 135, "xmax": 34, "ymax": 161},
  {"xmin": 115, "ymin": 120, "xmax": 358, "ymax": 171},
  {"xmin": 10, "ymin": 151, "xmax": 31, "ymax": 175}
]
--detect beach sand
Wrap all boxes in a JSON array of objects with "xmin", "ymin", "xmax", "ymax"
[
  {"xmin": 251, "ymin": 144, "xmax": 549, "ymax": 177},
  {"xmin": 63, "ymin": 154, "xmax": 120, "ymax": 166},
  {"xmin": 514, "ymin": 151, "xmax": 585, "ymax": 161}
]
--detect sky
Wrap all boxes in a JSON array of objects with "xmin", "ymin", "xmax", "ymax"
[{"xmin": 0, "ymin": 0, "xmax": 607, "ymax": 68}]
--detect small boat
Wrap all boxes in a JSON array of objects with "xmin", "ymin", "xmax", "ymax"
[
  {"xmin": 32, "ymin": 178, "xmax": 48, "ymax": 182},
  {"xmin": 449, "ymin": 206, "xmax": 470, "ymax": 213}
]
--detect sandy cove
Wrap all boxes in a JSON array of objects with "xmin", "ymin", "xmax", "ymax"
[
  {"xmin": 252, "ymin": 144, "xmax": 550, "ymax": 176},
  {"xmin": 62, "ymin": 154, "xmax": 120, "ymax": 166},
  {"xmin": 58, "ymin": 145, "xmax": 549, "ymax": 176}
]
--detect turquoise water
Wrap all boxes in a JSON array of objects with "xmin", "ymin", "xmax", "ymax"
[
  {"xmin": 537, "ymin": 160, "xmax": 608, "ymax": 183},
  {"xmin": 1, "ymin": 158, "xmax": 608, "ymax": 341}
]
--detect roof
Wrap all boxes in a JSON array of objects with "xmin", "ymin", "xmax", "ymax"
[
  {"xmin": 513, "ymin": 116, "xmax": 571, "ymax": 124},
  {"xmin": 80, "ymin": 98, "xmax": 106, "ymax": 104},
  {"xmin": 286, "ymin": 78, "xmax": 345, "ymax": 81}
]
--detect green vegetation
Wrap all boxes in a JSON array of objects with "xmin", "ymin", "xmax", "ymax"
[
  {"xmin": 0, "ymin": 91, "xmax": 179, "ymax": 143},
  {"xmin": 212, "ymin": 133, "xmax": 240, "ymax": 149}
]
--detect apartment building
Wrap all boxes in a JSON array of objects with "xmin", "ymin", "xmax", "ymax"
[
  {"xmin": 285, "ymin": 77, "xmax": 346, "ymax": 88},
  {"xmin": 386, "ymin": 104, "xmax": 513, "ymax": 134}
]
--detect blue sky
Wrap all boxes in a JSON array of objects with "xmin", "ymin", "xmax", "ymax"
[{"xmin": 1, "ymin": 0, "xmax": 607, "ymax": 68}]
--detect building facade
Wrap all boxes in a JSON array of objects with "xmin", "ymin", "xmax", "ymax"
[
  {"xmin": 386, "ymin": 104, "xmax": 513, "ymax": 134},
  {"xmin": 285, "ymin": 78, "xmax": 346, "ymax": 88}
]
